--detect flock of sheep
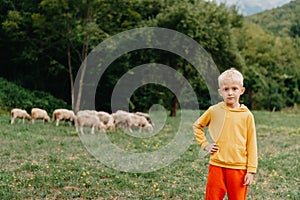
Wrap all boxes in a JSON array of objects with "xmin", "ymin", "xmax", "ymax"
[{"xmin": 10, "ymin": 108, "xmax": 154, "ymax": 134}]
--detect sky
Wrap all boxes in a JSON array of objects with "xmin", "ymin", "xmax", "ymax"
[{"xmin": 210, "ymin": 0, "xmax": 293, "ymax": 15}]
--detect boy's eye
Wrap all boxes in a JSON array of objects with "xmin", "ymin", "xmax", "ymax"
[{"xmin": 223, "ymin": 87, "xmax": 239, "ymax": 91}]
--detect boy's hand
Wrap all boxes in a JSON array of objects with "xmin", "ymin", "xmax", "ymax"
[
  {"xmin": 244, "ymin": 173, "xmax": 254, "ymax": 185},
  {"xmin": 204, "ymin": 143, "xmax": 219, "ymax": 154}
]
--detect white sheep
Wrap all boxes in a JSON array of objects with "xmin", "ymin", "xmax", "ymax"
[
  {"xmin": 52, "ymin": 109, "xmax": 76, "ymax": 126},
  {"xmin": 135, "ymin": 111, "xmax": 154, "ymax": 127},
  {"xmin": 10, "ymin": 108, "xmax": 32, "ymax": 124},
  {"xmin": 128, "ymin": 113, "xmax": 154, "ymax": 132},
  {"xmin": 112, "ymin": 110, "xmax": 153, "ymax": 132},
  {"xmin": 77, "ymin": 110, "xmax": 98, "ymax": 116},
  {"xmin": 96, "ymin": 111, "xmax": 115, "ymax": 131},
  {"xmin": 76, "ymin": 111, "xmax": 105, "ymax": 134},
  {"xmin": 31, "ymin": 108, "xmax": 50, "ymax": 124},
  {"xmin": 112, "ymin": 110, "xmax": 131, "ymax": 129}
]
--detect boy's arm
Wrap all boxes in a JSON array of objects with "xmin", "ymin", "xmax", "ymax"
[
  {"xmin": 193, "ymin": 109, "xmax": 211, "ymax": 150},
  {"xmin": 246, "ymin": 113, "xmax": 258, "ymax": 174}
]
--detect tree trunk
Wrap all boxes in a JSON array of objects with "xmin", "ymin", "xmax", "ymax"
[
  {"xmin": 67, "ymin": 46, "xmax": 74, "ymax": 109},
  {"xmin": 170, "ymin": 96, "xmax": 178, "ymax": 117},
  {"xmin": 74, "ymin": 8, "xmax": 93, "ymax": 113},
  {"xmin": 75, "ymin": 44, "xmax": 88, "ymax": 113}
]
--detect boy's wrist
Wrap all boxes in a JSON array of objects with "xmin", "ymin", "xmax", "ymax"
[
  {"xmin": 247, "ymin": 170, "xmax": 256, "ymax": 174},
  {"xmin": 247, "ymin": 167, "xmax": 257, "ymax": 174},
  {"xmin": 201, "ymin": 142, "xmax": 209, "ymax": 150}
]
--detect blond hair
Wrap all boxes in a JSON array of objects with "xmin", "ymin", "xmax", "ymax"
[{"xmin": 218, "ymin": 68, "xmax": 244, "ymax": 87}]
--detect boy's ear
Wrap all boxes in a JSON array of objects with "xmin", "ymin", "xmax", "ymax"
[
  {"xmin": 218, "ymin": 88, "xmax": 222, "ymax": 96},
  {"xmin": 241, "ymin": 87, "xmax": 245, "ymax": 94}
]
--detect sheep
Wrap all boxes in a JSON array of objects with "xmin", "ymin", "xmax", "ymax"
[
  {"xmin": 112, "ymin": 110, "xmax": 131, "ymax": 129},
  {"xmin": 77, "ymin": 110, "xmax": 98, "ymax": 116},
  {"xmin": 10, "ymin": 108, "xmax": 31, "ymax": 124},
  {"xmin": 96, "ymin": 111, "xmax": 115, "ymax": 131},
  {"xmin": 128, "ymin": 113, "xmax": 154, "ymax": 133},
  {"xmin": 31, "ymin": 108, "xmax": 50, "ymax": 124},
  {"xmin": 76, "ymin": 111, "xmax": 105, "ymax": 134},
  {"xmin": 112, "ymin": 110, "xmax": 153, "ymax": 132},
  {"xmin": 52, "ymin": 109, "xmax": 76, "ymax": 126},
  {"xmin": 135, "ymin": 111, "xmax": 154, "ymax": 127}
]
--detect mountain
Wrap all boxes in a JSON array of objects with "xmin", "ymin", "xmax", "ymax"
[
  {"xmin": 239, "ymin": 0, "xmax": 292, "ymax": 15},
  {"xmin": 247, "ymin": 0, "xmax": 300, "ymax": 37},
  {"xmin": 213, "ymin": 0, "xmax": 292, "ymax": 16}
]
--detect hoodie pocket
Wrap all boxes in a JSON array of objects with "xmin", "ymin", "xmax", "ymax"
[{"xmin": 211, "ymin": 143, "xmax": 247, "ymax": 165}]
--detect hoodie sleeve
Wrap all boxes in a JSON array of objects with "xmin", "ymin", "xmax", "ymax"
[
  {"xmin": 193, "ymin": 108, "xmax": 211, "ymax": 150},
  {"xmin": 246, "ymin": 112, "xmax": 258, "ymax": 173}
]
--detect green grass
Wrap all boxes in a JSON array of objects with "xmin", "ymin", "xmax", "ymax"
[{"xmin": 0, "ymin": 110, "xmax": 299, "ymax": 199}]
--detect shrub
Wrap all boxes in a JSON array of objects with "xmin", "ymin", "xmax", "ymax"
[{"xmin": 0, "ymin": 77, "xmax": 69, "ymax": 113}]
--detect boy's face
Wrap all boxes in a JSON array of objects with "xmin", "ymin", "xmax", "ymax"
[{"xmin": 218, "ymin": 79, "xmax": 245, "ymax": 108}]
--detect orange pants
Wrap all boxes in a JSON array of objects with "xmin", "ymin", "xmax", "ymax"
[{"xmin": 206, "ymin": 165, "xmax": 248, "ymax": 200}]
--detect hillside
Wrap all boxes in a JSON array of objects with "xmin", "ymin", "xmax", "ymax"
[{"xmin": 247, "ymin": 0, "xmax": 300, "ymax": 37}]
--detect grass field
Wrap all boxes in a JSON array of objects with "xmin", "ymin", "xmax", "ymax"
[{"xmin": 0, "ymin": 110, "xmax": 299, "ymax": 199}]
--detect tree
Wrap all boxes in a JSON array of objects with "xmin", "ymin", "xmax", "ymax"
[
  {"xmin": 290, "ymin": 19, "xmax": 300, "ymax": 38},
  {"xmin": 235, "ymin": 21, "xmax": 300, "ymax": 110},
  {"xmin": 145, "ymin": 0, "xmax": 244, "ymax": 115},
  {"xmin": 2, "ymin": 0, "xmax": 109, "ymax": 111},
  {"xmin": 33, "ymin": 0, "xmax": 110, "ymax": 112},
  {"xmin": 4, "ymin": 0, "xmax": 299, "ymax": 112}
]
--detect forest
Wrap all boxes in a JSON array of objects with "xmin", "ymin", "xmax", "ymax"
[{"xmin": 0, "ymin": 0, "xmax": 300, "ymax": 113}]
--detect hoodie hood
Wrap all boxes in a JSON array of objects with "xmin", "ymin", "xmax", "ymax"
[{"xmin": 219, "ymin": 101, "xmax": 249, "ymax": 112}]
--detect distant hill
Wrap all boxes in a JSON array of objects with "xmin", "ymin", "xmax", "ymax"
[
  {"xmin": 246, "ymin": 0, "xmax": 300, "ymax": 37},
  {"xmin": 213, "ymin": 0, "xmax": 292, "ymax": 16},
  {"xmin": 237, "ymin": 0, "xmax": 292, "ymax": 16}
]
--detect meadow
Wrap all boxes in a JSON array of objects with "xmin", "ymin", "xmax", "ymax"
[{"xmin": 0, "ymin": 110, "xmax": 299, "ymax": 199}]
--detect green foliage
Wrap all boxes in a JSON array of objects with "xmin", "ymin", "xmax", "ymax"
[
  {"xmin": 152, "ymin": 0, "xmax": 244, "ymax": 71},
  {"xmin": 0, "ymin": 77, "xmax": 68, "ymax": 113},
  {"xmin": 235, "ymin": 20, "xmax": 300, "ymax": 110},
  {"xmin": 290, "ymin": 18, "xmax": 300, "ymax": 38},
  {"xmin": 0, "ymin": 0, "xmax": 299, "ymax": 111},
  {"xmin": 247, "ymin": 0, "xmax": 300, "ymax": 37},
  {"xmin": 243, "ymin": 0, "xmax": 300, "ymax": 110}
]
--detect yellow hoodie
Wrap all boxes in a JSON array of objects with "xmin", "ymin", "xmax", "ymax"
[{"xmin": 193, "ymin": 102, "xmax": 258, "ymax": 173}]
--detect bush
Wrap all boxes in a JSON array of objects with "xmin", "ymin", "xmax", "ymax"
[{"xmin": 0, "ymin": 77, "xmax": 69, "ymax": 113}]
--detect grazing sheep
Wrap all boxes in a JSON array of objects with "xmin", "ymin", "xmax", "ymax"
[
  {"xmin": 96, "ymin": 111, "xmax": 115, "ymax": 131},
  {"xmin": 10, "ymin": 108, "xmax": 31, "ymax": 124},
  {"xmin": 76, "ymin": 112, "xmax": 105, "ymax": 134},
  {"xmin": 135, "ymin": 111, "xmax": 154, "ymax": 126},
  {"xmin": 112, "ymin": 110, "xmax": 131, "ymax": 129},
  {"xmin": 77, "ymin": 110, "xmax": 98, "ymax": 116},
  {"xmin": 128, "ymin": 113, "xmax": 154, "ymax": 132},
  {"xmin": 112, "ymin": 110, "xmax": 153, "ymax": 132},
  {"xmin": 52, "ymin": 109, "xmax": 76, "ymax": 126},
  {"xmin": 31, "ymin": 108, "xmax": 50, "ymax": 124}
]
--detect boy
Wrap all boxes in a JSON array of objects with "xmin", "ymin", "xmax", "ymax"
[{"xmin": 193, "ymin": 68, "xmax": 257, "ymax": 200}]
